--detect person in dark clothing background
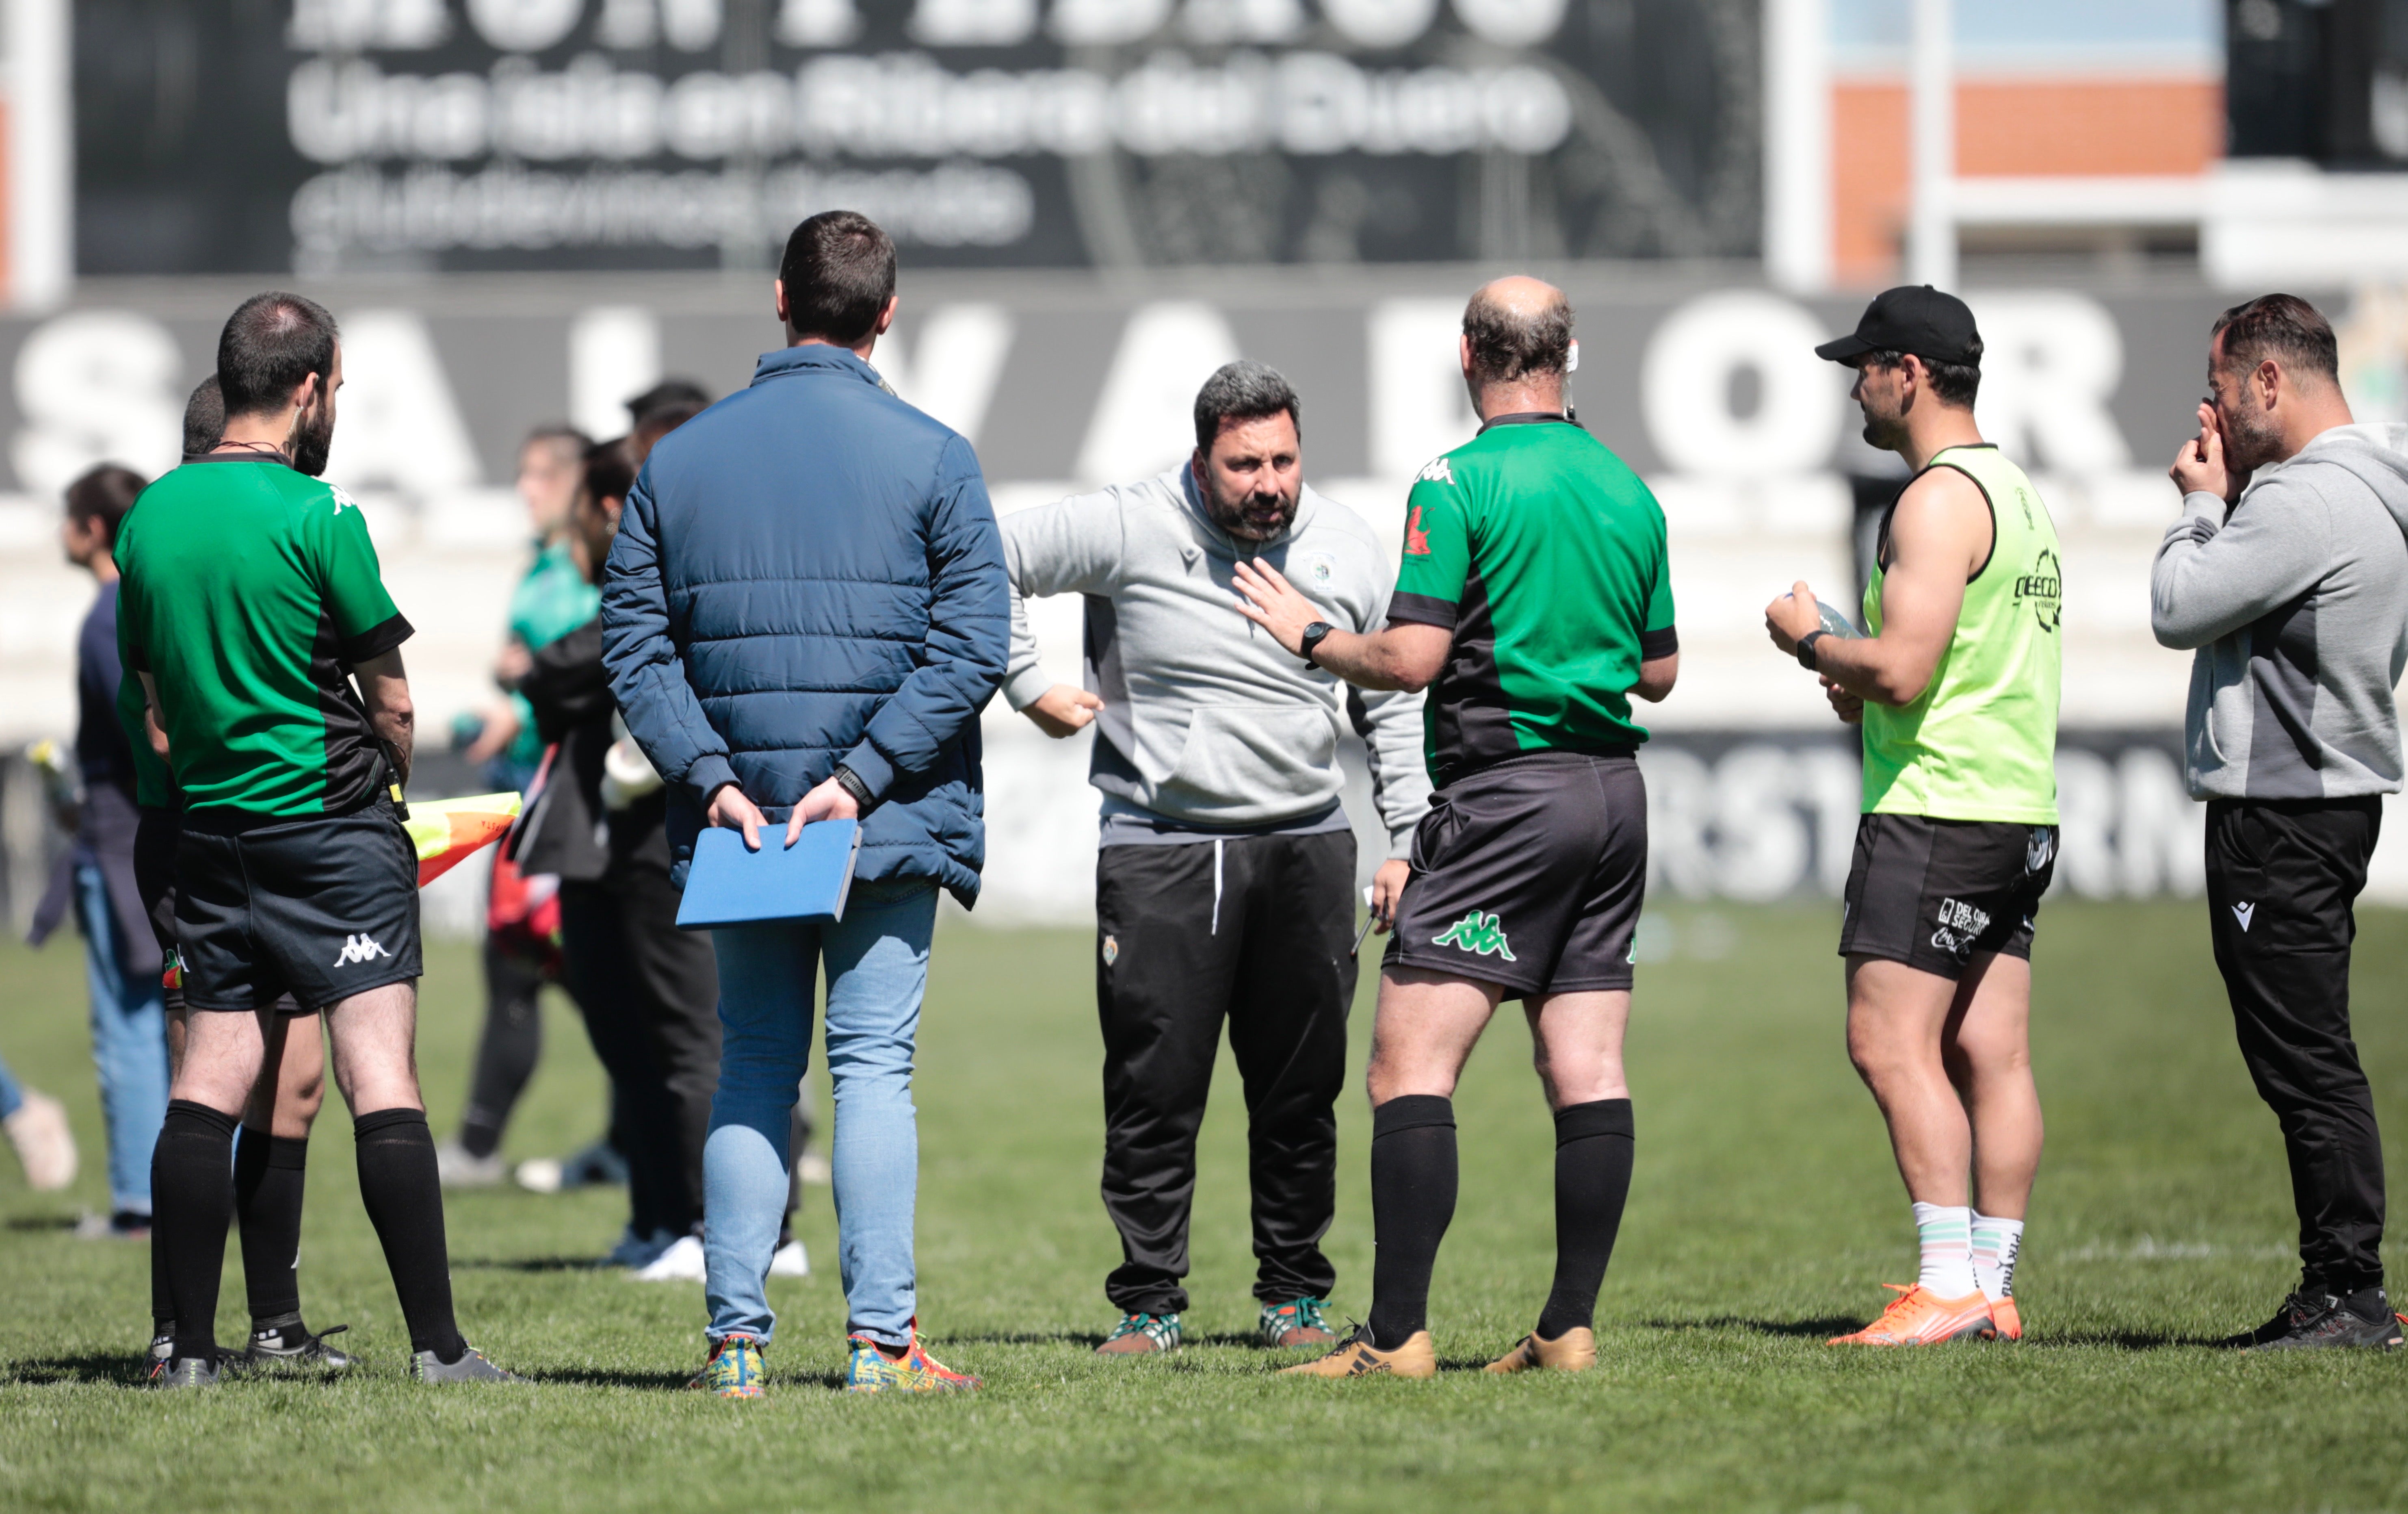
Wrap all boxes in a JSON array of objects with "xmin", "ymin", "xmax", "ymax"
[{"xmin": 29, "ymin": 463, "xmax": 169, "ymax": 1241}]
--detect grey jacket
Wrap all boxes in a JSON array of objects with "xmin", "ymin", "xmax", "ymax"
[
  {"xmin": 1002, "ymin": 466, "xmax": 1432, "ymax": 857},
  {"xmin": 2150, "ymin": 422, "xmax": 2408, "ymax": 800}
]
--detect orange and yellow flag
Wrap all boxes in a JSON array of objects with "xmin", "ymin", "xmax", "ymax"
[{"xmin": 403, "ymin": 792, "xmax": 523, "ymax": 887}]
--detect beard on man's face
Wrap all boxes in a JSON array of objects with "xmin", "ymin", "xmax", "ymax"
[
  {"xmin": 2217, "ymin": 394, "xmax": 2283, "ymax": 475},
  {"xmin": 288, "ymin": 401, "xmax": 335, "ymax": 477},
  {"xmin": 1204, "ymin": 471, "xmax": 1299, "ymax": 541}
]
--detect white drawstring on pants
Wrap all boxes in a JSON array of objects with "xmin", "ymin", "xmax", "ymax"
[{"xmin": 1211, "ymin": 839, "xmax": 1225, "ymax": 935}]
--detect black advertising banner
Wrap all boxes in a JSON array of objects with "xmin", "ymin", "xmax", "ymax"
[{"xmin": 75, "ymin": 0, "xmax": 1758, "ymax": 274}]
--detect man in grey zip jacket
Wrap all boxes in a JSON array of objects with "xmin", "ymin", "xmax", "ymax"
[
  {"xmin": 2153, "ymin": 293, "xmax": 2408, "ymax": 1350},
  {"xmin": 1002, "ymin": 361, "xmax": 1431, "ymax": 1354}
]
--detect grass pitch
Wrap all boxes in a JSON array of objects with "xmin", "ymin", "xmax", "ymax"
[{"xmin": 5, "ymin": 900, "xmax": 2408, "ymax": 1511}]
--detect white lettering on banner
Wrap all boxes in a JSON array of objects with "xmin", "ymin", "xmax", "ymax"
[
  {"xmin": 289, "ymin": 0, "xmax": 451, "ymax": 50},
  {"xmin": 1449, "ymin": 0, "xmax": 1567, "ymax": 48},
  {"xmin": 1969, "ymin": 293, "xmax": 2132, "ymax": 473},
  {"xmin": 1322, "ymin": 0, "xmax": 1440, "ymax": 47},
  {"xmin": 320, "ymin": 311, "xmax": 483, "ymax": 498},
  {"xmin": 1178, "ymin": 0, "xmax": 1307, "ymax": 45},
  {"xmin": 909, "ymin": 0, "xmax": 1039, "ymax": 44},
  {"xmin": 1641, "ymin": 292, "xmax": 1844, "ymax": 479},
  {"xmin": 597, "ymin": 0, "xmax": 660, "ymax": 47},
  {"xmin": 466, "ymin": 0, "xmax": 584, "ymax": 52},
  {"xmin": 285, "ymin": 52, "xmax": 1575, "ymax": 169},
  {"xmin": 10, "ymin": 313, "xmax": 184, "ymax": 502},
  {"xmin": 873, "ymin": 305, "xmax": 1018, "ymax": 446},
  {"xmin": 662, "ymin": 0, "xmax": 726, "ymax": 50},
  {"xmin": 780, "ymin": 0, "xmax": 864, "ymax": 46},
  {"xmin": 569, "ymin": 307, "xmax": 663, "ymax": 444},
  {"xmin": 1075, "ymin": 303, "xmax": 1242, "ymax": 484},
  {"xmin": 1367, "ymin": 299, "xmax": 1480, "ymax": 481},
  {"xmin": 1051, "ymin": 0, "xmax": 1177, "ymax": 46}
]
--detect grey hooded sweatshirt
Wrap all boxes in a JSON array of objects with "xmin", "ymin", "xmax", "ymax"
[
  {"xmin": 1002, "ymin": 466, "xmax": 1431, "ymax": 857},
  {"xmin": 2150, "ymin": 422, "xmax": 2408, "ymax": 800}
]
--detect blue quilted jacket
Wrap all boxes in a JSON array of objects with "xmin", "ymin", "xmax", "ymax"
[{"xmin": 600, "ymin": 344, "xmax": 1008, "ymax": 905}]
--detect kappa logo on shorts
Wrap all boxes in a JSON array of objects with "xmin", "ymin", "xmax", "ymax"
[
  {"xmin": 1432, "ymin": 911, "xmax": 1516, "ymax": 961},
  {"xmin": 333, "ymin": 933, "xmax": 391, "ymax": 967},
  {"xmin": 1928, "ymin": 897, "xmax": 1991, "ymax": 958}
]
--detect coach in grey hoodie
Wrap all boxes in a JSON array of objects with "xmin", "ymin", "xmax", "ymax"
[
  {"xmin": 2151, "ymin": 294, "xmax": 2408, "ymax": 1349},
  {"xmin": 1002, "ymin": 361, "xmax": 1430, "ymax": 1353}
]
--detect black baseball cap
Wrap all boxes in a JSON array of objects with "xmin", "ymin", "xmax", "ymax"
[{"xmin": 1815, "ymin": 285, "xmax": 1984, "ymax": 368}]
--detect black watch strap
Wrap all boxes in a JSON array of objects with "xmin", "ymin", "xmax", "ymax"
[
  {"xmin": 832, "ymin": 764, "xmax": 875, "ymax": 811},
  {"xmin": 1795, "ymin": 630, "xmax": 1827, "ymax": 671},
  {"xmin": 1299, "ymin": 621, "xmax": 1335, "ymax": 666}
]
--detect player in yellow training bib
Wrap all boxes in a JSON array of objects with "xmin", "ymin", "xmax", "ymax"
[{"xmin": 1764, "ymin": 286, "xmax": 2061, "ymax": 1349}]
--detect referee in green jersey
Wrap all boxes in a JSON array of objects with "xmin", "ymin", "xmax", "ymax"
[
  {"xmin": 1235, "ymin": 276, "xmax": 1677, "ymax": 1377},
  {"xmin": 1765, "ymin": 286, "xmax": 2061, "ymax": 1348},
  {"xmin": 119, "ymin": 293, "xmax": 518, "ymax": 1387}
]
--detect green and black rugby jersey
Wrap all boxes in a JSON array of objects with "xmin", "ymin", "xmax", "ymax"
[
  {"xmin": 1388, "ymin": 414, "xmax": 1676, "ymax": 785},
  {"xmin": 114, "ymin": 456, "xmax": 412, "ymax": 819}
]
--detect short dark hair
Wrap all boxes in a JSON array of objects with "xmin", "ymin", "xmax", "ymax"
[
  {"xmin": 182, "ymin": 374, "xmax": 224, "ymax": 456},
  {"xmin": 1863, "ymin": 348, "xmax": 1981, "ymax": 408},
  {"xmin": 626, "ymin": 379, "xmax": 711, "ymax": 427},
  {"xmin": 581, "ymin": 436, "xmax": 637, "ymax": 507},
  {"xmin": 65, "ymin": 463, "xmax": 148, "ymax": 547},
  {"xmin": 522, "ymin": 423, "xmax": 591, "ymax": 464},
  {"xmin": 1464, "ymin": 285, "xmax": 1573, "ymax": 384},
  {"xmin": 217, "ymin": 292, "xmax": 340, "ymax": 419},
  {"xmin": 778, "ymin": 211, "xmax": 897, "ymax": 346},
  {"xmin": 2212, "ymin": 293, "xmax": 2339, "ymax": 385},
  {"xmin": 1192, "ymin": 361, "xmax": 1301, "ymax": 452}
]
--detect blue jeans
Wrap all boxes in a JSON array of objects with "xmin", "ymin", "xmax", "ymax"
[
  {"xmin": 0, "ymin": 1049, "xmax": 22, "ymax": 1120},
  {"xmin": 76, "ymin": 861, "xmax": 169, "ymax": 1215},
  {"xmin": 703, "ymin": 882, "xmax": 937, "ymax": 1349}
]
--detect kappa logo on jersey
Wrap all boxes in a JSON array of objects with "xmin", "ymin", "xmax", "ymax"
[
  {"xmin": 2232, "ymin": 901, "xmax": 2256, "ymax": 933},
  {"xmin": 1416, "ymin": 455, "xmax": 1453, "ymax": 486},
  {"xmin": 1929, "ymin": 897, "xmax": 1992, "ymax": 958},
  {"xmin": 1403, "ymin": 504, "xmax": 1432, "ymax": 556},
  {"xmin": 333, "ymin": 933, "xmax": 391, "ymax": 967},
  {"xmin": 1432, "ymin": 911, "xmax": 1516, "ymax": 961},
  {"xmin": 329, "ymin": 484, "xmax": 362, "ymax": 516}
]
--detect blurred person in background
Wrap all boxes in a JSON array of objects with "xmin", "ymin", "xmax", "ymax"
[
  {"xmin": 438, "ymin": 423, "xmax": 609, "ymax": 1192},
  {"xmin": 0, "ymin": 1054, "xmax": 76, "ymax": 1194},
  {"xmin": 2156, "ymin": 295, "xmax": 2408, "ymax": 1351},
  {"xmin": 128, "ymin": 374, "xmax": 353, "ymax": 1376},
  {"xmin": 1767, "ymin": 287, "xmax": 2059, "ymax": 1350},
  {"xmin": 1002, "ymin": 361, "xmax": 1430, "ymax": 1355},
  {"xmin": 603, "ymin": 211, "xmax": 1005, "ymax": 1397},
  {"xmin": 28, "ymin": 464, "xmax": 168, "ymax": 1242}
]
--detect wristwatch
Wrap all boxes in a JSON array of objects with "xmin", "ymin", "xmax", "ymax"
[
  {"xmin": 831, "ymin": 764, "xmax": 875, "ymax": 811},
  {"xmin": 1298, "ymin": 621, "xmax": 1335, "ymax": 667},
  {"xmin": 1795, "ymin": 630, "xmax": 1827, "ymax": 671}
]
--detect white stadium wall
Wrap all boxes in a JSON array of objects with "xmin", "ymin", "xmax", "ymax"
[{"xmin": 7, "ymin": 268, "xmax": 2403, "ymax": 930}]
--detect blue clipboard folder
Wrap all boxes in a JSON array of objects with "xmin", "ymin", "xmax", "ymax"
[{"xmin": 676, "ymin": 820, "xmax": 861, "ymax": 930}]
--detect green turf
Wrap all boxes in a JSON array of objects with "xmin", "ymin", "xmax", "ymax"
[{"xmin": 6, "ymin": 900, "xmax": 2408, "ymax": 1511}]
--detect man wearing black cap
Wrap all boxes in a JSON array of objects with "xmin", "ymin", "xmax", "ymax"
[{"xmin": 1764, "ymin": 286, "xmax": 2063, "ymax": 1348}]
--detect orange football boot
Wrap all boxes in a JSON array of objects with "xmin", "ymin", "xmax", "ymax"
[
  {"xmin": 1827, "ymin": 1284, "xmax": 1997, "ymax": 1346},
  {"xmin": 1990, "ymin": 1297, "xmax": 2022, "ymax": 1341}
]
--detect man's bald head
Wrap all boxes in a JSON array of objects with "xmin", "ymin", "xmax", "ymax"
[{"xmin": 1463, "ymin": 277, "xmax": 1573, "ymax": 385}]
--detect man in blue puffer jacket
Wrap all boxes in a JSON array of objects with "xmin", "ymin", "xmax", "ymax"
[{"xmin": 601, "ymin": 211, "xmax": 1007, "ymax": 1397}]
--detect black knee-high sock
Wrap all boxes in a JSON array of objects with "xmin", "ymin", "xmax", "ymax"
[
  {"xmin": 234, "ymin": 1126, "xmax": 310, "ymax": 1328},
  {"xmin": 353, "ymin": 1109, "xmax": 466, "ymax": 1363},
  {"xmin": 154, "ymin": 1100, "xmax": 240, "ymax": 1362},
  {"xmin": 1365, "ymin": 1095, "xmax": 1457, "ymax": 1351},
  {"xmin": 1535, "ymin": 1098, "xmax": 1635, "ymax": 1341}
]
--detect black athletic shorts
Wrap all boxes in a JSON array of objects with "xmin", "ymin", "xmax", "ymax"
[
  {"xmin": 1838, "ymin": 813, "xmax": 2058, "ymax": 980},
  {"xmin": 136, "ymin": 805, "xmax": 308, "ymax": 1016},
  {"xmin": 1385, "ymin": 750, "xmax": 1647, "ymax": 999},
  {"xmin": 173, "ymin": 802, "xmax": 421, "ymax": 1013}
]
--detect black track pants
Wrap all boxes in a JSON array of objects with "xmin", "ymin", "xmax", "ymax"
[
  {"xmin": 1095, "ymin": 830, "xmax": 1359, "ymax": 1315},
  {"xmin": 2205, "ymin": 797, "xmax": 2386, "ymax": 1292}
]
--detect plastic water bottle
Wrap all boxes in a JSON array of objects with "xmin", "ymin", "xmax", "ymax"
[{"xmin": 1816, "ymin": 601, "xmax": 1863, "ymax": 639}]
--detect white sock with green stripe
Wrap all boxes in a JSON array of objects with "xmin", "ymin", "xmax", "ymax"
[
  {"xmin": 1911, "ymin": 1202, "xmax": 1977, "ymax": 1299},
  {"xmin": 1971, "ymin": 1213, "xmax": 2024, "ymax": 1303}
]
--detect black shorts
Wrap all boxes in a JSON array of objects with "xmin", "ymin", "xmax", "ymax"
[
  {"xmin": 173, "ymin": 804, "xmax": 421, "ymax": 1013},
  {"xmin": 1385, "ymin": 750, "xmax": 1647, "ymax": 999},
  {"xmin": 137, "ymin": 806, "xmax": 309, "ymax": 1016},
  {"xmin": 1838, "ymin": 813, "xmax": 2058, "ymax": 980}
]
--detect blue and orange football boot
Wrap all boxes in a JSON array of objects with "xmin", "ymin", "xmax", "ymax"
[
  {"xmin": 843, "ymin": 1320, "xmax": 981, "ymax": 1394},
  {"xmin": 690, "ymin": 1334, "xmax": 766, "ymax": 1398}
]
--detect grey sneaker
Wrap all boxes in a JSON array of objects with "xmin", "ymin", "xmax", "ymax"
[
  {"xmin": 245, "ymin": 1321, "xmax": 353, "ymax": 1372},
  {"xmin": 410, "ymin": 1345, "xmax": 526, "ymax": 1383},
  {"xmin": 435, "ymin": 1139, "xmax": 506, "ymax": 1189},
  {"xmin": 154, "ymin": 1355, "xmax": 221, "ymax": 1389}
]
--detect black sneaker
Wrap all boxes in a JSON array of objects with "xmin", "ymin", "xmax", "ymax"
[
  {"xmin": 246, "ymin": 1321, "xmax": 353, "ymax": 1373},
  {"xmin": 2220, "ymin": 1290, "xmax": 2326, "ymax": 1349},
  {"xmin": 2261, "ymin": 1289, "xmax": 2406, "ymax": 1351},
  {"xmin": 410, "ymin": 1344, "xmax": 526, "ymax": 1383},
  {"xmin": 154, "ymin": 1355, "xmax": 220, "ymax": 1389}
]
